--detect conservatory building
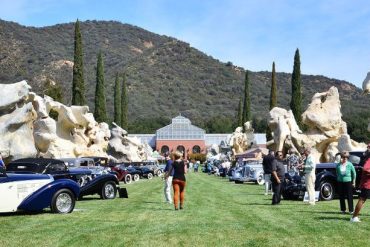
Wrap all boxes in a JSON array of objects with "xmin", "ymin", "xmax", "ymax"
[{"xmin": 156, "ymin": 115, "xmax": 206, "ymax": 159}]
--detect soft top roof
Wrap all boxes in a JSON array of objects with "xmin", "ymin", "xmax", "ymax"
[{"xmin": 10, "ymin": 158, "xmax": 65, "ymax": 166}]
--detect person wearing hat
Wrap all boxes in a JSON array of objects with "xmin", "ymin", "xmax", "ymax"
[
  {"xmin": 165, "ymin": 151, "xmax": 187, "ymax": 210},
  {"xmin": 336, "ymin": 151, "xmax": 356, "ymax": 214},
  {"xmin": 163, "ymin": 154, "xmax": 174, "ymax": 204},
  {"xmin": 351, "ymin": 144, "xmax": 370, "ymax": 222}
]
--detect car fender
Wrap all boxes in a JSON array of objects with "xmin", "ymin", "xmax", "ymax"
[
  {"xmin": 80, "ymin": 174, "xmax": 119, "ymax": 196},
  {"xmin": 17, "ymin": 179, "xmax": 80, "ymax": 212},
  {"xmin": 315, "ymin": 170, "xmax": 336, "ymax": 190}
]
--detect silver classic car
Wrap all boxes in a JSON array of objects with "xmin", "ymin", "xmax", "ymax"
[{"xmin": 233, "ymin": 158, "xmax": 265, "ymax": 185}]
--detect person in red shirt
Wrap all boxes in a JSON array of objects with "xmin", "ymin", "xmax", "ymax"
[{"xmin": 351, "ymin": 146, "xmax": 370, "ymax": 222}]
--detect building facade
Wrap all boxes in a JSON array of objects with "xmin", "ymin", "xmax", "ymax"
[
  {"xmin": 129, "ymin": 116, "xmax": 267, "ymax": 159},
  {"xmin": 155, "ymin": 116, "xmax": 205, "ymax": 159}
]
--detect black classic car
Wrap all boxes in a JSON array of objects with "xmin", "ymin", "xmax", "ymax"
[
  {"xmin": 282, "ymin": 151, "xmax": 365, "ymax": 201},
  {"xmin": 6, "ymin": 158, "xmax": 126, "ymax": 200}
]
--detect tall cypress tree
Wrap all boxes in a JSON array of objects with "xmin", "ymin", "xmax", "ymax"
[
  {"xmin": 121, "ymin": 73, "xmax": 128, "ymax": 129},
  {"xmin": 72, "ymin": 19, "xmax": 86, "ymax": 105},
  {"xmin": 242, "ymin": 71, "xmax": 251, "ymax": 125},
  {"xmin": 94, "ymin": 51, "xmax": 107, "ymax": 123},
  {"xmin": 113, "ymin": 73, "xmax": 122, "ymax": 125},
  {"xmin": 269, "ymin": 62, "xmax": 277, "ymax": 110},
  {"xmin": 237, "ymin": 99, "xmax": 243, "ymax": 127},
  {"xmin": 266, "ymin": 62, "xmax": 277, "ymax": 141},
  {"xmin": 290, "ymin": 48, "xmax": 302, "ymax": 127}
]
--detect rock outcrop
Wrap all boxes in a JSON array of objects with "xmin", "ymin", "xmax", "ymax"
[{"xmin": 268, "ymin": 86, "xmax": 366, "ymax": 162}]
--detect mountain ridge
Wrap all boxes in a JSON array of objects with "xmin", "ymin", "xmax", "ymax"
[{"xmin": 0, "ymin": 19, "xmax": 369, "ymax": 137}]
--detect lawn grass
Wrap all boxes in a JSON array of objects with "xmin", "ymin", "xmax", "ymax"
[{"xmin": 1, "ymin": 172, "xmax": 369, "ymax": 247}]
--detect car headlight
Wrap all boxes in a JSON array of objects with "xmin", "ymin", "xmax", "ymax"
[{"xmin": 250, "ymin": 167, "xmax": 255, "ymax": 172}]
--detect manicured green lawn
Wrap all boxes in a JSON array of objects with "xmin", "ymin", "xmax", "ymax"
[{"xmin": 1, "ymin": 172, "xmax": 369, "ymax": 247}]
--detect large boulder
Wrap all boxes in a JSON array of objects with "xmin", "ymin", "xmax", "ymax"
[{"xmin": 0, "ymin": 81, "xmax": 37, "ymax": 162}]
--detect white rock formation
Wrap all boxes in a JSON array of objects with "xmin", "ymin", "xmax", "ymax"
[
  {"xmin": 268, "ymin": 86, "xmax": 366, "ymax": 162},
  {"xmin": 229, "ymin": 121, "xmax": 257, "ymax": 157},
  {"xmin": 108, "ymin": 122, "xmax": 149, "ymax": 162},
  {"xmin": 0, "ymin": 81, "xmax": 37, "ymax": 160},
  {"xmin": 0, "ymin": 81, "xmax": 114, "ymax": 160},
  {"xmin": 362, "ymin": 72, "xmax": 370, "ymax": 95}
]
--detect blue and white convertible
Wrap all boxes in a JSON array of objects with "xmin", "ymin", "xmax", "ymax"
[{"xmin": 0, "ymin": 167, "xmax": 80, "ymax": 214}]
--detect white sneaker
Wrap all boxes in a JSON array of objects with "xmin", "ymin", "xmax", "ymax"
[
  {"xmin": 264, "ymin": 193, "xmax": 268, "ymax": 196},
  {"xmin": 350, "ymin": 217, "xmax": 361, "ymax": 222}
]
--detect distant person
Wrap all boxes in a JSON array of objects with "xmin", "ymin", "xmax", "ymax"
[
  {"xmin": 271, "ymin": 151, "xmax": 285, "ymax": 205},
  {"xmin": 163, "ymin": 155, "xmax": 174, "ymax": 204},
  {"xmin": 262, "ymin": 150, "xmax": 275, "ymax": 195},
  {"xmin": 194, "ymin": 161, "xmax": 200, "ymax": 172},
  {"xmin": 351, "ymin": 145, "xmax": 370, "ymax": 222},
  {"xmin": 336, "ymin": 151, "xmax": 356, "ymax": 214},
  {"xmin": 299, "ymin": 147, "xmax": 316, "ymax": 205},
  {"xmin": 0, "ymin": 154, "xmax": 5, "ymax": 168},
  {"xmin": 166, "ymin": 151, "xmax": 187, "ymax": 210},
  {"xmin": 286, "ymin": 148, "xmax": 300, "ymax": 173}
]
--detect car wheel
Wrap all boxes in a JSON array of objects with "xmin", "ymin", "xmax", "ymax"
[
  {"xmin": 51, "ymin": 189, "xmax": 75, "ymax": 214},
  {"xmin": 235, "ymin": 180, "xmax": 243, "ymax": 184},
  {"xmin": 147, "ymin": 173, "xmax": 153, "ymax": 180},
  {"xmin": 156, "ymin": 170, "xmax": 162, "ymax": 177},
  {"xmin": 133, "ymin": 174, "xmax": 140, "ymax": 182},
  {"xmin": 100, "ymin": 181, "xmax": 117, "ymax": 200},
  {"xmin": 319, "ymin": 180, "xmax": 335, "ymax": 201},
  {"xmin": 124, "ymin": 174, "xmax": 132, "ymax": 184},
  {"xmin": 256, "ymin": 172, "xmax": 265, "ymax": 185}
]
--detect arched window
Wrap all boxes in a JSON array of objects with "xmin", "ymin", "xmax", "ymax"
[
  {"xmin": 176, "ymin": 145, "xmax": 185, "ymax": 156},
  {"xmin": 192, "ymin": 145, "xmax": 201, "ymax": 154},
  {"xmin": 161, "ymin": 145, "xmax": 169, "ymax": 155}
]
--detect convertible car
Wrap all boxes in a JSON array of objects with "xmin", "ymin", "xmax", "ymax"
[
  {"xmin": 0, "ymin": 166, "xmax": 79, "ymax": 214},
  {"xmin": 6, "ymin": 158, "xmax": 126, "ymax": 200}
]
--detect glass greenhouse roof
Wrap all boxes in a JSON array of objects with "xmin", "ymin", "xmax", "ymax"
[{"xmin": 156, "ymin": 116, "xmax": 205, "ymax": 140}]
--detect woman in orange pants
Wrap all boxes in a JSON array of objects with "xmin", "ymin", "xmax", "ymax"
[{"xmin": 166, "ymin": 150, "xmax": 187, "ymax": 210}]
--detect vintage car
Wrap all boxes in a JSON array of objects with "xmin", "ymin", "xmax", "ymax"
[
  {"xmin": 0, "ymin": 166, "xmax": 79, "ymax": 214},
  {"xmin": 233, "ymin": 158, "xmax": 265, "ymax": 185},
  {"xmin": 60, "ymin": 157, "xmax": 113, "ymax": 177},
  {"xmin": 109, "ymin": 164, "xmax": 132, "ymax": 184},
  {"xmin": 133, "ymin": 166, "xmax": 155, "ymax": 179},
  {"xmin": 6, "ymin": 158, "xmax": 124, "ymax": 200},
  {"xmin": 282, "ymin": 151, "xmax": 365, "ymax": 201}
]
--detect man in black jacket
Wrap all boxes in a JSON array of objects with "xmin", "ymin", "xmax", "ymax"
[
  {"xmin": 262, "ymin": 150, "xmax": 275, "ymax": 195},
  {"xmin": 271, "ymin": 151, "xmax": 286, "ymax": 205}
]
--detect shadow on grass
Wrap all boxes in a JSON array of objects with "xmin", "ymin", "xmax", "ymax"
[
  {"xmin": 314, "ymin": 216, "xmax": 350, "ymax": 221},
  {"xmin": 297, "ymin": 210, "xmax": 370, "ymax": 217}
]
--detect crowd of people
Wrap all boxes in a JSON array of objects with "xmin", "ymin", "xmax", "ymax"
[
  {"xmin": 262, "ymin": 145, "xmax": 370, "ymax": 222},
  {"xmin": 161, "ymin": 145, "xmax": 370, "ymax": 222}
]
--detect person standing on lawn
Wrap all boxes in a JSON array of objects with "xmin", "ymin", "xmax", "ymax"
[
  {"xmin": 166, "ymin": 151, "xmax": 187, "ymax": 210},
  {"xmin": 336, "ymin": 151, "xmax": 356, "ymax": 214},
  {"xmin": 262, "ymin": 150, "xmax": 275, "ymax": 195},
  {"xmin": 299, "ymin": 147, "xmax": 316, "ymax": 205},
  {"xmin": 163, "ymin": 154, "xmax": 174, "ymax": 204},
  {"xmin": 271, "ymin": 151, "xmax": 285, "ymax": 205},
  {"xmin": 351, "ymin": 146, "xmax": 370, "ymax": 222}
]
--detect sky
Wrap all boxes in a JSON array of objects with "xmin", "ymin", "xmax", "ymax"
[{"xmin": 1, "ymin": 0, "xmax": 370, "ymax": 88}]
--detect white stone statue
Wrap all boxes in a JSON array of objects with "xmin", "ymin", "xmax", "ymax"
[
  {"xmin": 228, "ymin": 121, "xmax": 257, "ymax": 157},
  {"xmin": 362, "ymin": 72, "xmax": 370, "ymax": 95}
]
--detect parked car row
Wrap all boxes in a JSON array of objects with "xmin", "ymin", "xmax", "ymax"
[
  {"xmin": 109, "ymin": 161, "xmax": 164, "ymax": 184},
  {"xmin": 1, "ymin": 157, "xmax": 128, "ymax": 215}
]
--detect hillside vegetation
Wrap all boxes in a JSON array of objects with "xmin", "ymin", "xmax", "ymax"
[{"xmin": 1, "ymin": 19, "xmax": 369, "ymax": 140}]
